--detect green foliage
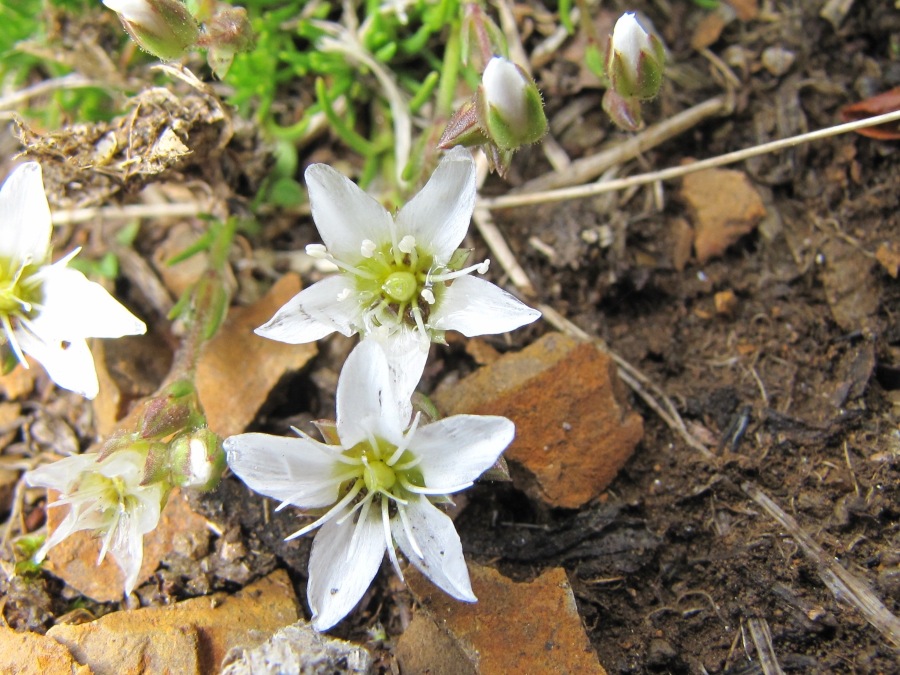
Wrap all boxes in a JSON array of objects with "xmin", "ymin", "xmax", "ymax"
[{"xmin": 224, "ymin": 0, "xmax": 472, "ymax": 193}]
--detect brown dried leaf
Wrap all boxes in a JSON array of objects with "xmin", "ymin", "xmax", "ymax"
[{"xmin": 840, "ymin": 87, "xmax": 900, "ymax": 140}]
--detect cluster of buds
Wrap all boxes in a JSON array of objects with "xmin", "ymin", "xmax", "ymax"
[
  {"xmin": 102, "ymin": 0, "xmax": 254, "ymax": 78},
  {"xmin": 439, "ymin": 56, "xmax": 548, "ymax": 176},
  {"xmin": 603, "ymin": 12, "xmax": 666, "ymax": 131}
]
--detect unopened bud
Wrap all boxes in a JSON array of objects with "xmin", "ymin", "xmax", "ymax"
[
  {"xmin": 103, "ymin": 0, "xmax": 200, "ymax": 61},
  {"xmin": 169, "ymin": 428, "xmax": 225, "ymax": 491},
  {"xmin": 607, "ymin": 13, "xmax": 665, "ymax": 101},
  {"xmin": 477, "ymin": 57, "xmax": 548, "ymax": 151},
  {"xmin": 202, "ymin": 7, "xmax": 255, "ymax": 79}
]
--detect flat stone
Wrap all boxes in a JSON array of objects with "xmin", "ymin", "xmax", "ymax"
[
  {"xmin": 221, "ymin": 620, "xmax": 373, "ymax": 675},
  {"xmin": 152, "ymin": 222, "xmax": 210, "ymax": 299},
  {"xmin": 44, "ymin": 488, "xmax": 209, "ymax": 602},
  {"xmin": 681, "ymin": 168, "xmax": 766, "ymax": 263},
  {"xmin": 0, "ymin": 627, "xmax": 92, "ymax": 675},
  {"xmin": 196, "ymin": 273, "xmax": 317, "ymax": 437},
  {"xmin": 48, "ymin": 570, "xmax": 299, "ymax": 674},
  {"xmin": 396, "ymin": 563, "xmax": 606, "ymax": 675},
  {"xmin": 820, "ymin": 238, "xmax": 881, "ymax": 333},
  {"xmin": 433, "ymin": 332, "xmax": 643, "ymax": 508}
]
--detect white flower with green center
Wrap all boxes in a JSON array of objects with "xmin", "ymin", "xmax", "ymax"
[
  {"xmin": 255, "ymin": 147, "xmax": 540, "ymax": 388},
  {"xmin": 0, "ymin": 162, "xmax": 146, "ymax": 399},
  {"xmin": 224, "ymin": 340, "xmax": 515, "ymax": 631},
  {"xmin": 25, "ymin": 449, "xmax": 164, "ymax": 595}
]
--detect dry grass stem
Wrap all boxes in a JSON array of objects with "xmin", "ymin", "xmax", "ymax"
[
  {"xmin": 483, "ymin": 108, "xmax": 900, "ymax": 210},
  {"xmin": 743, "ymin": 482, "xmax": 900, "ymax": 649},
  {"xmin": 747, "ymin": 618, "xmax": 786, "ymax": 675}
]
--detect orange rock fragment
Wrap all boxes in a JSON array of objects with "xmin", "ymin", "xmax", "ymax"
[
  {"xmin": 47, "ymin": 570, "xmax": 299, "ymax": 674},
  {"xmin": 434, "ymin": 332, "xmax": 643, "ymax": 509},
  {"xmin": 0, "ymin": 628, "xmax": 92, "ymax": 675},
  {"xmin": 196, "ymin": 273, "xmax": 317, "ymax": 437},
  {"xmin": 397, "ymin": 563, "xmax": 606, "ymax": 675},
  {"xmin": 681, "ymin": 168, "xmax": 766, "ymax": 263}
]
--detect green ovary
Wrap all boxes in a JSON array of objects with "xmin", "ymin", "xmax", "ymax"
[
  {"xmin": 343, "ymin": 438, "xmax": 423, "ymax": 502},
  {"xmin": 381, "ymin": 271, "xmax": 417, "ymax": 303},
  {"xmin": 364, "ymin": 460, "xmax": 396, "ymax": 492}
]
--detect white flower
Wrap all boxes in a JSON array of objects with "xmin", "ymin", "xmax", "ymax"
[
  {"xmin": 224, "ymin": 340, "xmax": 515, "ymax": 631},
  {"xmin": 0, "ymin": 163, "xmax": 146, "ymax": 399},
  {"xmin": 255, "ymin": 147, "xmax": 540, "ymax": 386},
  {"xmin": 25, "ymin": 449, "xmax": 164, "ymax": 596}
]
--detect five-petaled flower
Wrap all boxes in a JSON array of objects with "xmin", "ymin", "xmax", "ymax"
[
  {"xmin": 0, "ymin": 162, "xmax": 146, "ymax": 399},
  {"xmin": 255, "ymin": 147, "xmax": 540, "ymax": 386},
  {"xmin": 25, "ymin": 448, "xmax": 165, "ymax": 596},
  {"xmin": 224, "ymin": 339, "xmax": 515, "ymax": 631}
]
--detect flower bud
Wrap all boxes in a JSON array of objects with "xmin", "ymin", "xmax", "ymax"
[
  {"xmin": 477, "ymin": 57, "xmax": 548, "ymax": 151},
  {"xmin": 103, "ymin": 0, "xmax": 200, "ymax": 61},
  {"xmin": 168, "ymin": 428, "xmax": 225, "ymax": 491},
  {"xmin": 607, "ymin": 12, "xmax": 665, "ymax": 101},
  {"xmin": 203, "ymin": 7, "xmax": 255, "ymax": 79}
]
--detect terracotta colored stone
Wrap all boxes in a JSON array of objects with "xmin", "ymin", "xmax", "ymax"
[
  {"xmin": 714, "ymin": 289, "xmax": 738, "ymax": 316},
  {"xmin": 152, "ymin": 222, "xmax": 210, "ymax": 298},
  {"xmin": 0, "ymin": 358, "xmax": 36, "ymax": 400},
  {"xmin": 44, "ymin": 488, "xmax": 209, "ymax": 602},
  {"xmin": 0, "ymin": 401, "xmax": 21, "ymax": 449},
  {"xmin": 681, "ymin": 168, "xmax": 766, "ymax": 263},
  {"xmin": 875, "ymin": 242, "xmax": 900, "ymax": 278},
  {"xmin": 47, "ymin": 570, "xmax": 299, "ymax": 674},
  {"xmin": 433, "ymin": 332, "xmax": 643, "ymax": 508},
  {"xmin": 0, "ymin": 627, "xmax": 92, "ymax": 675},
  {"xmin": 196, "ymin": 273, "xmax": 317, "ymax": 437},
  {"xmin": 397, "ymin": 563, "xmax": 606, "ymax": 675},
  {"xmin": 726, "ymin": 0, "xmax": 758, "ymax": 21}
]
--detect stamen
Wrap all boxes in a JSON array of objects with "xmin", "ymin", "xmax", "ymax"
[
  {"xmin": 1, "ymin": 314, "xmax": 27, "ymax": 367},
  {"xmin": 386, "ymin": 412, "xmax": 421, "ymax": 466},
  {"xmin": 284, "ymin": 479, "xmax": 364, "ymax": 540},
  {"xmin": 391, "ymin": 456, "xmax": 422, "ymax": 471},
  {"xmin": 346, "ymin": 496, "xmax": 374, "ymax": 560},
  {"xmin": 336, "ymin": 287, "xmax": 353, "ymax": 301},
  {"xmin": 399, "ymin": 476, "xmax": 473, "ymax": 495},
  {"xmin": 397, "ymin": 503, "xmax": 423, "ymax": 559},
  {"xmin": 360, "ymin": 239, "xmax": 376, "ymax": 258},
  {"xmin": 420, "ymin": 288, "xmax": 435, "ymax": 304},
  {"xmin": 383, "ymin": 498, "xmax": 404, "ymax": 580},
  {"xmin": 410, "ymin": 305, "xmax": 428, "ymax": 339},
  {"xmin": 274, "ymin": 470, "xmax": 359, "ymax": 512},
  {"xmin": 398, "ymin": 235, "xmax": 416, "ymax": 254},
  {"xmin": 305, "ymin": 245, "xmax": 379, "ymax": 281},
  {"xmin": 428, "ymin": 259, "xmax": 491, "ymax": 283}
]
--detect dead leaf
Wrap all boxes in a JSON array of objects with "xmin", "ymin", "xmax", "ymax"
[{"xmin": 840, "ymin": 88, "xmax": 900, "ymax": 140}]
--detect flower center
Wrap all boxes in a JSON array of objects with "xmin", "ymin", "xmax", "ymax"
[
  {"xmin": 0, "ymin": 257, "xmax": 43, "ymax": 318},
  {"xmin": 342, "ymin": 436, "xmax": 423, "ymax": 503}
]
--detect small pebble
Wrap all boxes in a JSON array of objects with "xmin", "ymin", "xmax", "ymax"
[{"xmin": 762, "ymin": 46, "xmax": 796, "ymax": 77}]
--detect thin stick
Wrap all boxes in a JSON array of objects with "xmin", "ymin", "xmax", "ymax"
[
  {"xmin": 0, "ymin": 74, "xmax": 112, "ymax": 111},
  {"xmin": 743, "ymin": 481, "xmax": 900, "ymax": 649},
  {"xmin": 51, "ymin": 202, "xmax": 206, "ymax": 226},
  {"xmin": 746, "ymin": 618, "xmax": 785, "ymax": 675},
  {"xmin": 482, "ymin": 108, "xmax": 900, "ymax": 210},
  {"xmin": 509, "ymin": 94, "xmax": 733, "ymax": 194}
]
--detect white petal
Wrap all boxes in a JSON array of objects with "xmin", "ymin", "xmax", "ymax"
[
  {"xmin": 113, "ymin": 505, "xmax": 148, "ymax": 596},
  {"xmin": 307, "ymin": 505, "xmax": 385, "ymax": 631},
  {"xmin": 409, "ymin": 415, "xmax": 514, "ymax": 490},
  {"xmin": 393, "ymin": 497, "xmax": 475, "ymax": 602},
  {"xmin": 255, "ymin": 275, "xmax": 360, "ymax": 344},
  {"xmin": 15, "ymin": 328, "xmax": 99, "ymax": 399},
  {"xmin": 305, "ymin": 164, "xmax": 394, "ymax": 262},
  {"xmin": 225, "ymin": 433, "xmax": 344, "ymax": 509},
  {"xmin": 33, "ymin": 265, "xmax": 146, "ymax": 339},
  {"xmin": 25, "ymin": 453, "xmax": 100, "ymax": 492},
  {"xmin": 430, "ymin": 275, "xmax": 541, "ymax": 336},
  {"xmin": 0, "ymin": 162, "xmax": 52, "ymax": 263},
  {"xmin": 363, "ymin": 328, "xmax": 428, "ymax": 425},
  {"xmin": 336, "ymin": 341, "xmax": 404, "ymax": 448},
  {"xmin": 394, "ymin": 147, "xmax": 476, "ymax": 260}
]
